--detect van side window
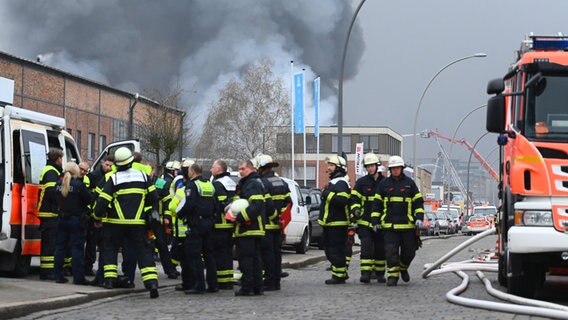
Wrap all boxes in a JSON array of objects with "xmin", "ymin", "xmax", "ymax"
[
  {"xmin": 295, "ymin": 185, "xmax": 304, "ymax": 206},
  {"xmin": 12, "ymin": 130, "xmax": 24, "ymax": 184},
  {"xmin": 20, "ymin": 130, "xmax": 47, "ymax": 184},
  {"xmin": 65, "ymin": 137, "xmax": 80, "ymax": 164}
]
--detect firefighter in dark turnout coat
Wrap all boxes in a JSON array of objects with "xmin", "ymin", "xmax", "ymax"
[{"xmin": 372, "ymin": 155, "xmax": 424, "ymax": 287}]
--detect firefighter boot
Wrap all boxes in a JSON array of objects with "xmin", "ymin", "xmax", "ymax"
[
  {"xmin": 359, "ymin": 271, "xmax": 371, "ymax": 283},
  {"xmin": 401, "ymin": 270, "xmax": 410, "ymax": 282},
  {"xmin": 376, "ymin": 272, "xmax": 386, "ymax": 283},
  {"xmin": 148, "ymin": 282, "xmax": 159, "ymax": 299},
  {"xmin": 387, "ymin": 277, "xmax": 398, "ymax": 287},
  {"xmin": 324, "ymin": 278, "xmax": 346, "ymax": 285}
]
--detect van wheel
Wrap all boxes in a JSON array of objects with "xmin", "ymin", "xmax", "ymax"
[{"xmin": 295, "ymin": 228, "xmax": 310, "ymax": 254}]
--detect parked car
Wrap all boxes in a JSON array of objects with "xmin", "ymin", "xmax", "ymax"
[
  {"xmin": 462, "ymin": 215, "xmax": 491, "ymax": 235},
  {"xmin": 437, "ymin": 208, "xmax": 460, "ymax": 234},
  {"xmin": 228, "ymin": 172, "xmax": 310, "ymax": 253},
  {"xmin": 434, "ymin": 211, "xmax": 452, "ymax": 235},
  {"xmin": 425, "ymin": 212, "xmax": 440, "ymax": 236},
  {"xmin": 300, "ymin": 187, "xmax": 323, "ymax": 249}
]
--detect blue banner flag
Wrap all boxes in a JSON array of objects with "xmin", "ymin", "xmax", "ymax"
[
  {"xmin": 294, "ymin": 72, "xmax": 304, "ymax": 134},
  {"xmin": 314, "ymin": 77, "xmax": 320, "ymax": 137}
]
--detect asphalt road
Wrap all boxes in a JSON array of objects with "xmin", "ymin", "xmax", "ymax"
[{"xmin": 14, "ymin": 234, "xmax": 568, "ymax": 320}]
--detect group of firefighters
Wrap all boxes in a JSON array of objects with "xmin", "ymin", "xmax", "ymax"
[
  {"xmin": 35, "ymin": 143, "xmax": 423, "ymax": 298},
  {"xmin": 320, "ymin": 152, "xmax": 424, "ymax": 287}
]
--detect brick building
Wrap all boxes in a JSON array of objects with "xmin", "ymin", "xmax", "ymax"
[{"xmin": 0, "ymin": 50, "xmax": 184, "ymax": 163}]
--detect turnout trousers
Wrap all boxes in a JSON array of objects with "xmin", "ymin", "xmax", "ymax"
[
  {"xmin": 235, "ymin": 237, "xmax": 263, "ymax": 294},
  {"xmin": 323, "ymin": 226, "xmax": 348, "ymax": 280},
  {"xmin": 261, "ymin": 230, "xmax": 282, "ymax": 289},
  {"xmin": 39, "ymin": 217, "xmax": 58, "ymax": 278},
  {"xmin": 102, "ymin": 224, "xmax": 158, "ymax": 289},
  {"xmin": 358, "ymin": 227, "xmax": 386, "ymax": 276},
  {"xmin": 212, "ymin": 229, "xmax": 234, "ymax": 287},
  {"xmin": 383, "ymin": 229, "xmax": 416, "ymax": 280}
]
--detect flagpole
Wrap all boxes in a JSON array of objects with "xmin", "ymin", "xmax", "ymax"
[
  {"xmin": 302, "ymin": 69, "xmax": 307, "ymax": 187},
  {"xmin": 315, "ymin": 76, "xmax": 320, "ymax": 189},
  {"xmin": 290, "ymin": 60, "xmax": 295, "ymax": 181}
]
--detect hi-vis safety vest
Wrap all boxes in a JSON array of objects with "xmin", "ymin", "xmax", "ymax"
[
  {"xmin": 38, "ymin": 165, "xmax": 61, "ymax": 218},
  {"xmin": 168, "ymin": 177, "xmax": 188, "ymax": 237}
]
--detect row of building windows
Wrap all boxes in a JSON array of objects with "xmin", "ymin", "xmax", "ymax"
[
  {"xmin": 276, "ymin": 133, "xmax": 401, "ymax": 156},
  {"xmin": 67, "ymin": 128, "xmax": 107, "ymax": 160}
]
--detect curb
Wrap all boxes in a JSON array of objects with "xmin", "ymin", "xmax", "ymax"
[{"xmin": 282, "ymin": 248, "xmax": 360, "ymax": 269}]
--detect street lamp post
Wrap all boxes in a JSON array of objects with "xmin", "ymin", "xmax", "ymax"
[
  {"xmin": 337, "ymin": 0, "xmax": 366, "ymax": 155},
  {"xmin": 466, "ymin": 132, "xmax": 490, "ymax": 215},
  {"xmin": 444, "ymin": 104, "xmax": 487, "ymax": 209},
  {"xmin": 412, "ymin": 53, "xmax": 487, "ymax": 168}
]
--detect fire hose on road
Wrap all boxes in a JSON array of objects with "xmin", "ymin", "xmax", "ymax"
[{"xmin": 422, "ymin": 228, "xmax": 568, "ymax": 319}]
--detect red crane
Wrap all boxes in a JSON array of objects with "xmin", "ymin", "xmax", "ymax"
[{"xmin": 420, "ymin": 129, "xmax": 499, "ymax": 182}]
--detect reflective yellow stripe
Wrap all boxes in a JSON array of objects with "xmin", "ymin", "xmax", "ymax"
[
  {"xmin": 336, "ymin": 192, "xmax": 349, "ymax": 198},
  {"xmin": 148, "ymin": 185, "xmax": 156, "ymax": 192},
  {"xmin": 389, "ymin": 196, "xmax": 405, "ymax": 202},
  {"xmin": 248, "ymin": 195, "xmax": 264, "ymax": 201},
  {"xmin": 271, "ymin": 193, "xmax": 290, "ymax": 201},
  {"xmin": 412, "ymin": 193, "xmax": 423, "ymax": 201},
  {"xmin": 241, "ymin": 208, "xmax": 250, "ymax": 222},
  {"xmin": 99, "ymin": 192, "xmax": 113, "ymax": 202},
  {"xmin": 115, "ymin": 188, "xmax": 145, "ymax": 195},
  {"xmin": 104, "ymin": 218, "xmax": 146, "ymax": 225},
  {"xmin": 38, "ymin": 212, "xmax": 58, "ymax": 218}
]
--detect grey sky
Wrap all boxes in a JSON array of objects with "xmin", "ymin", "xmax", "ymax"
[
  {"xmin": 345, "ymin": 0, "xmax": 568, "ymax": 168},
  {"xmin": 1, "ymin": 0, "xmax": 567, "ymax": 170}
]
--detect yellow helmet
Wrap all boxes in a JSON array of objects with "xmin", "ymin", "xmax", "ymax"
[
  {"xmin": 362, "ymin": 152, "xmax": 380, "ymax": 166},
  {"xmin": 114, "ymin": 147, "xmax": 133, "ymax": 166},
  {"xmin": 326, "ymin": 155, "xmax": 346, "ymax": 168}
]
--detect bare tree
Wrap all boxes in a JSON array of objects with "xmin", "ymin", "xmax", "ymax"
[
  {"xmin": 194, "ymin": 59, "xmax": 290, "ymax": 160},
  {"xmin": 138, "ymin": 84, "xmax": 193, "ymax": 172}
]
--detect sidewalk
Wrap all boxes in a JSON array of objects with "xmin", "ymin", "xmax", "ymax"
[{"xmin": 0, "ymin": 249, "xmax": 330, "ymax": 320}]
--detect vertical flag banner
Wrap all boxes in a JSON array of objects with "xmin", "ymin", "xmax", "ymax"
[
  {"xmin": 314, "ymin": 77, "xmax": 320, "ymax": 138},
  {"xmin": 355, "ymin": 142, "xmax": 364, "ymax": 176},
  {"xmin": 294, "ymin": 72, "xmax": 304, "ymax": 134}
]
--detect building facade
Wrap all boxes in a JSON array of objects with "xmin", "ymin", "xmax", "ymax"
[
  {"xmin": 0, "ymin": 51, "xmax": 184, "ymax": 164},
  {"xmin": 274, "ymin": 126, "xmax": 403, "ymax": 188}
]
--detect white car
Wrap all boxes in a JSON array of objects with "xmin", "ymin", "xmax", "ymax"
[{"xmin": 228, "ymin": 172, "xmax": 310, "ymax": 254}]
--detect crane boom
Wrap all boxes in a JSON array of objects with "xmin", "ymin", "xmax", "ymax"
[{"xmin": 421, "ymin": 129, "xmax": 498, "ymax": 182}]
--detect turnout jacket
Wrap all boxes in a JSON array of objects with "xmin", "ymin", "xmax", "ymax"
[
  {"xmin": 371, "ymin": 173, "xmax": 424, "ymax": 230},
  {"xmin": 93, "ymin": 167, "xmax": 158, "ymax": 225},
  {"xmin": 318, "ymin": 172, "xmax": 351, "ymax": 227},
  {"xmin": 259, "ymin": 172, "xmax": 291, "ymax": 231},
  {"xmin": 234, "ymin": 172, "xmax": 266, "ymax": 238},
  {"xmin": 349, "ymin": 174, "xmax": 384, "ymax": 228},
  {"xmin": 38, "ymin": 161, "xmax": 63, "ymax": 218},
  {"xmin": 212, "ymin": 172, "xmax": 237, "ymax": 230}
]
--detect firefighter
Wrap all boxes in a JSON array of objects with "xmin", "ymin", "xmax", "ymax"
[
  {"xmin": 227, "ymin": 160, "xmax": 266, "ymax": 296},
  {"xmin": 93, "ymin": 147, "xmax": 160, "ymax": 298},
  {"xmin": 134, "ymin": 155, "xmax": 178, "ymax": 279},
  {"xmin": 177, "ymin": 163, "xmax": 218, "ymax": 294},
  {"xmin": 254, "ymin": 154, "xmax": 291, "ymax": 291},
  {"xmin": 88, "ymin": 155, "xmax": 115, "ymax": 286},
  {"xmin": 53, "ymin": 162, "xmax": 92, "ymax": 285},
  {"xmin": 79, "ymin": 161, "xmax": 97, "ymax": 277},
  {"xmin": 372, "ymin": 155, "xmax": 424, "ymax": 287},
  {"xmin": 38, "ymin": 148, "xmax": 64, "ymax": 280},
  {"xmin": 350, "ymin": 152, "xmax": 386, "ymax": 284},
  {"xmin": 318, "ymin": 155, "xmax": 351, "ymax": 285},
  {"xmin": 210, "ymin": 159, "xmax": 237, "ymax": 290},
  {"xmin": 168, "ymin": 159, "xmax": 193, "ymax": 291}
]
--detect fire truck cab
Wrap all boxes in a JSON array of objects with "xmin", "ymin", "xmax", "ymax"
[
  {"xmin": 0, "ymin": 76, "xmax": 138, "ymax": 276},
  {"xmin": 486, "ymin": 34, "xmax": 568, "ymax": 298}
]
